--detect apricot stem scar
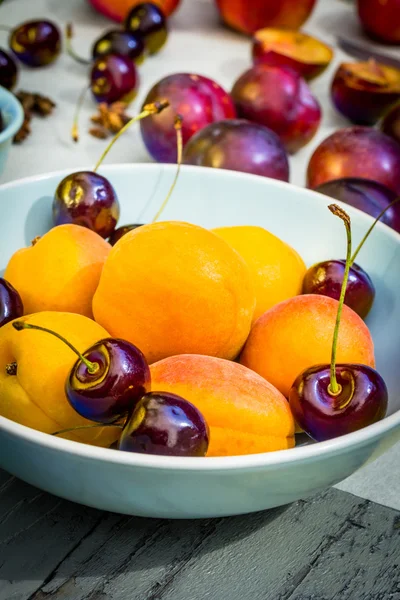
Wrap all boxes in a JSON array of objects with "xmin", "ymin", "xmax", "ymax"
[{"xmin": 6, "ymin": 362, "xmax": 17, "ymax": 375}]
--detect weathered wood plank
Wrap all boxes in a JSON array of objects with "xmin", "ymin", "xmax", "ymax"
[{"xmin": 0, "ymin": 468, "xmax": 398, "ymax": 600}]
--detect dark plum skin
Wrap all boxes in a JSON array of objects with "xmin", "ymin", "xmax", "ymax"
[
  {"xmin": 302, "ymin": 259, "xmax": 375, "ymax": 319},
  {"xmin": 124, "ymin": 3, "xmax": 167, "ymax": 55},
  {"xmin": 119, "ymin": 391, "xmax": 210, "ymax": 457},
  {"xmin": 289, "ymin": 364, "xmax": 388, "ymax": 442},
  {"xmin": 140, "ymin": 72, "xmax": 236, "ymax": 163},
  {"xmin": 0, "ymin": 49, "xmax": 18, "ymax": 90},
  {"xmin": 183, "ymin": 119, "xmax": 290, "ymax": 182},
  {"xmin": 231, "ymin": 64, "xmax": 321, "ymax": 154},
  {"xmin": 53, "ymin": 171, "xmax": 120, "ymax": 239},
  {"xmin": 314, "ymin": 178, "xmax": 400, "ymax": 234},
  {"xmin": 381, "ymin": 103, "xmax": 400, "ymax": 147},
  {"xmin": 9, "ymin": 20, "xmax": 61, "ymax": 67},
  {"xmin": 0, "ymin": 278, "xmax": 24, "ymax": 328},
  {"xmin": 331, "ymin": 62, "xmax": 400, "ymax": 126},
  {"xmin": 91, "ymin": 54, "xmax": 139, "ymax": 105},
  {"xmin": 92, "ymin": 30, "xmax": 145, "ymax": 65},
  {"xmin": 67, "ymin": 338, "xmax": 151, "ymax": 424},
  {"xmin": 307, "ymin": 126, "xmax": 400, "ymax": 195},
  {"xmin": 108, "ymin": 224, "xmax": 143, "ymax": 245}
]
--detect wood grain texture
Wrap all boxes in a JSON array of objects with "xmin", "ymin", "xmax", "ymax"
[{"xmin": 0, "ymin": 469, "xmax": 399, "ymax": 600}]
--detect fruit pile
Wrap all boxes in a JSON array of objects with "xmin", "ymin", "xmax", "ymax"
[{"xmin": 0, "ymin": 108, "xmax": 395, "ymax": 457}]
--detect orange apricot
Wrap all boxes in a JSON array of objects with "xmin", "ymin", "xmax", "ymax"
[
  {"xmin": 0, "ymin": 311, "xmax": 119, "ymax": 446},
  {"xmin": 93, "ymin": 221, "xmax": 256, "ymax": 363},
  {"xmin": 150, "ymin": 354, "xmax": 295, "ymax": 457},
  {"xmin": 240, "ymin": 294, "xmax": 375, "ymax": 398},
  {"xmin": 4, "ymin": 224, "xmax": 111, "ymax": 318},
  {"xmin": 212, "ymin": 225, "xmax": 306, "ymax": 322}
]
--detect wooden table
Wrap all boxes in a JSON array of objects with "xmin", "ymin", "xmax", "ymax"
[{"xmin": 1, "ymin": 468, "xmax": 399, "ymax": 600}]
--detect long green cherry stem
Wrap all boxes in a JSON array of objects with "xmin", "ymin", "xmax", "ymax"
[
  {"xmin": 65, "ymin": 23, "xmax": 91, "ymax": 66},
  {"xmin": 152, "ymin": 114, "xmax": 183, "ymax": 223},
  {"xmin": 350, "ymin": 196, "xmax": 400, "ymax": 265},
  {"xmin": 93, "ymin": 100, "xmax": 169, "ymax": 171},
  {"xmin": 71, "ymin": 83, "xmax": 91, "ymax": 142},
  {"xmin": 12, "ymin": 321, "xmax": 99, "ymax": 374},
  {"xmin": 327, "ymin": 204, "xmax": 352, "ymax": 396},
  {"xmin": 52, "ymin": 423, "xmax": 122, "ymax": 436}
]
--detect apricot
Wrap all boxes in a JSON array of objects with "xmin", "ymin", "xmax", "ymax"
[
  {"xmin": 150, "ymin": 354, "xmax": 295, "ymax": 456},
  {"xmin": 0, "ymin": 311, "xmax": 119, "ymax": 446},
  {"xmin": 93, "ymin": 221, "xmax": 256, "ymax": 363},
  {"xmin": 5, "ymin": 224, "xmax": 111, "ymax": 318},
  {"xmin": 212, "ymin": 225, "xmax": 306, "ymax": 322},
  {"xmin": 240, "ymin": 294, "xmax": 375, "ymax": 398},
  {"xmin": 88, "ymin": 0, "xmax": 180, "ymax": 22}
]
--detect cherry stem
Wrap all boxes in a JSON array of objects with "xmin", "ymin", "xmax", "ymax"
[
  {"xmin": 65, "ymin": 23, "xmax": 91, "ymax": 65},
  {"xmin": 152, "ymin": 114, "xmax": 183, "ymax": 223},
  {"xmin": 327, "ymin": 204, "xmax": 352, "ymax": 396},
  {"xmin": 93, "ymin": 101, "xmax": 169, "ymax": 172},
  {"xmin": 350, "ymin": 196, "xmax": 400, "ymax": 265},
  {"xmin": 71, "ymin": 83, "xmax": 90, "ymax": 142},
  {"xmin": 52, "ymin": 423, "xmax": 123, "ymax": 437},
  {"xmin": 12, "ymin": 322, "xmax": 99, "ymax": 375}
]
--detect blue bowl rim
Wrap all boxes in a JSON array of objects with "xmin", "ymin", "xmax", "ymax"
[{"xmin": 0, "ymin": 85, "xmax": 24, "ymax": 144}]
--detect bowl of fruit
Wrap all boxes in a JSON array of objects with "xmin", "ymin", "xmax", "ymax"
[
  {"xmin": 0, "ymin": 85, "xmax": 24, "ymax": 175},
  {"xmin": 0, "ymin": 155, "xmax": 399, "ymax": 519}
]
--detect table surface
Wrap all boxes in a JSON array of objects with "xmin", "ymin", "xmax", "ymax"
[{"xmin": 1, "ymin": 0, "xmax": 400, "ymax": 597}]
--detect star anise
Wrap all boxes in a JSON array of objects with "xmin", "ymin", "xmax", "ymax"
[
  {"xmin": 89, "ymin": 102, "xmax": 132, "ymax": 139},
  {"xmin": 13, "ymin": 91, "xmax": 56, "ymax": 143}
]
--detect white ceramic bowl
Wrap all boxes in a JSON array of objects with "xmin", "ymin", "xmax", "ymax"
[{"xmin": 0, "ymin": 164, "xmax": 399, "ymax": 519}]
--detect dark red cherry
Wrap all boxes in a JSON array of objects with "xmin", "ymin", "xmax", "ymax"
[
  {"xmin": 302, "ymin": 259, "xmax": 375, "ymax": 319},
  {"xmin": 0, "ymin": 278, "xmax": 24, "ymax": 328},
  {"xmin": 124, "ymin": 3, "xmax": 167, "ymax": 55},
  {"xmin": 0, "ymin": 48, "xmax": 18, "ymax": 90},
  {"xmin": 53, "ymin": 171, "xmax": 120, "ymax": 239},
  {"xmin": 119, "ymin": 391, "xmax": 209, "ymax": 456},
  {"xmin": 289, "ymin": 364, "xmax": 388, "ymax": 442},
  {"xmin": 67, "ymin": 338, "xmax": 150, "ymax": 424},
  {"xmin": 108, "ymin": 223, "xmax": 143, "ymax": 245},
  {"xmin": 91, "ymin": 54, "xmax": 139, "ymax": 104},
  {"xmin": 9, "ymin": 20, "xmax": 61, "ymax": 67},
  {"xmin": 92, "ymin": 29, "xmax": 145, "ymax": 65},
  {"xmin": 12, "ymin": 321, "xmax": 151, "ymax": 424}
]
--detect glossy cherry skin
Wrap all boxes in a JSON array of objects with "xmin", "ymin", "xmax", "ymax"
[
  {"xmin": 289, "ymin": 364, "xmax": 388, "ymax": 442},
  {"xmin": 0, "ymin": 278, "xmax": 24, "ymax": 328},
  {"xmin": 124, "ymin": 3, "xmax": 167, "ymax": 55},
  {"xmin": 119, "ymin": 391, "xmax": 210, "ymax": 456},
  {"xmin": 90, "ymin": 54, "xmax": 139, "ymax": 105},
  {"xmin": 9, "ymin": 20, "xmax": 61, "ymax": 67},
  {"xmin": 381, "ymin": 103, "xmax": 400, "ymax": 147},
  {"xmin": 314, "ymin": 178, "xmax": 400, "ymax": 234},
  {"xmin": 140, "ymin": 73, "xmax": 236, "ymax": 163},
  {"xmin": 183, "ymin": 119, "xmax": 290, "ymax": 181},
  {"xmin": 0, "ymin": 48, "xmax": 18, "ymax": 90},
  {"xmin": 92, "ymin": 29, "xmax": 145, "ymax": 65},
  {"xmin": 67, "ymin": 338, "xmax": 151, "ymax": 424},
  {"xmin": 302, "ymin": 260, "xmax": 375, "ymax": 319},
  {"xmin": 53, "ymin": 171, "xmax": 120, "ymax": 239},
  {"xmin": 231, "ymin": 64, "xmax": 321, "ymax": 154},
  {"xmin": 108, "ymin": 224, "xmax": 143, "ymax": 245}
]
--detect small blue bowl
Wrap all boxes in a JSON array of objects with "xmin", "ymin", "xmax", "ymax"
[{"xmin": 0, "ymin": 85, "xmax": 24, "ymax": 176}]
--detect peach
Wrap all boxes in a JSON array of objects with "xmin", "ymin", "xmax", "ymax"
[
  {"xmin": 252, "ymin": 28, "xmax": 333, "ymax": 81},
  {"xmin": 88, "ymin": 0, "xmax": 180, "ymax": 22},
  {"xmin": 214, "ymin": 0, "xmax": 317, "ymax": 36},
  {"xmin": 240, "ymin": 294, "xmax": 375, "ymax": 398},
  {"xmin": 150, "ymin": 354, "xmax": 295, "ymax": 456}
]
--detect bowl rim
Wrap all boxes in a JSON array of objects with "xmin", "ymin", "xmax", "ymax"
[
  {"xmin": 0, "ymin": 162, "xmax": 399, "ymax": 472},
  {"xmin": 0, "ymin": 85, "xmax": 24, "ymax": 145}
]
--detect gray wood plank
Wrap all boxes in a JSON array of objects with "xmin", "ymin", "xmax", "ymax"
[{"xmin": 0, "ymin": 468, "xmax": 399, "ymax": 600}]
